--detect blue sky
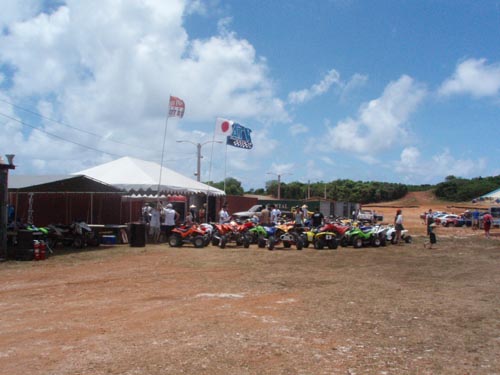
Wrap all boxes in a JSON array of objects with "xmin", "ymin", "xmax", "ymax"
[{"xmin": 1, "ymin": 0, "xmax": 499, "ymax": 190}]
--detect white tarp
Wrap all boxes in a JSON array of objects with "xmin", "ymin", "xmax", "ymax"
[
  {"xmin": 481, "ymin": 187, "xmax": 500, "ymax": 200},
  {"xmin": 75, "ymin": 156, "xmax": 225, "ymax": 197}
]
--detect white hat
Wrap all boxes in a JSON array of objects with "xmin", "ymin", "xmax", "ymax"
[
  {"xmin": 190, "ymin": 204, "xmax": 196, "ymax": 208},
  {"xmin": 166, "ymin": 203, "xmax": 173, "ymax": 208},
  {"xmin": 302, "ymin": 204, "xmax": 308, "ymax": 208}
]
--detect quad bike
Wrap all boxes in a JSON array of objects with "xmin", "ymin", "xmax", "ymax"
[
  {"xmin": 317, "ymin": 222, "xmax": 351, "ymax": 249},
  {"xmin": 343, "ymin": 225, "xmax": 380, "ymax": 248},
  {"xmin": 168, "ymin": 224, "xmax": 206, "ymax": 248},
  {"xmin": 266, "ymin": 223, "xmax": 304, "ymax": 251},
  {"xmin": 211, "ymin": 220, "xmax": 254, "ymax": 249},
  {"xmin": 45, "ymin": 221, "xmax": 99, "ymax": 249},
  {"xmin": 308, "ymin": 223, "xmax": 339, "ymax": 250},
  {"xmin": 247, "ymin": 224, "xmax": 268, "ymax": 246},
  {"xmin": 385, "ymin": 225, "xmax": 412, "ymax": 244}
]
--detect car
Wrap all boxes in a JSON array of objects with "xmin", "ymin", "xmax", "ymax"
[{"xmin": 439, "ymin": 214, "xmax": 462, "ymax": 227}]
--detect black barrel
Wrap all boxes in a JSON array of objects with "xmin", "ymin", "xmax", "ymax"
[{"xmin": 129, "ymin": 223, "xmax": 146, "ymax": 247}]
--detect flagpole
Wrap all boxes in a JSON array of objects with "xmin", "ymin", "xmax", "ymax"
[
  {"xmin": 157, "ymin": 113, "xmax": 170, "ymax": 201},
  {"xmin": 223, "ymin": 142, "xmax": 228, "ymax": 193}
]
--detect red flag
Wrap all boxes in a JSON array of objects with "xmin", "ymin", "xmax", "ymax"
[{"xmin": 169, "ymin": 96, "xmax": 185, "ymax": 118}]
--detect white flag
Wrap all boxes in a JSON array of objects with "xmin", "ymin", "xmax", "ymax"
[{"xmin": 215, "ymin": 117, "xmax": 233, "ymax": 137}]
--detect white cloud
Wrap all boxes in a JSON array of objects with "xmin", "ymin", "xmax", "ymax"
[
  {"xmin": 290, "ymin": 123, "xmax": 308, "ymax": 136},
  {"xmin": 438, "ymin": 58, "xmax": 500, "ymax": 98},
  {"xmin": 325, "ymin": 75, "xmax": 427, "ymax": 157},
  {"xmin": 0, "ymin": 0, "xmax": 288, "ymax": 175},
  {"xmin": 340, "ymin": 73, "xmax": 368, "ymax": 102},
  {"xmin": 288, "ymin": 69, "xmax": 340, "ymax": 104},
  {"xmin": 395, "ymin": 147, "xmax": 487, "ymax": 183}
]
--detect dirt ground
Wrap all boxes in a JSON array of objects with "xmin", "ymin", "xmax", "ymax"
[{"xmin": 1, "ymin": 192, "xmax": 499, "ymax": 375}]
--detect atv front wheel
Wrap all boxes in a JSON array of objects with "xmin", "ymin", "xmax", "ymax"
[
  {"xmin": 327, "ymin": 238, "xmax": 338, "ymax": 249},
  {"xmin": 169, "ymin": 235, "xmax": 182, "ymax": 247},
  {"xmin": 352, "ymin": 236, "xmax": 363, "ymax": 248},
  {"xmin": 193, "ymin": 236, "xmax": 205, "ymax": 248},
  {"xmin": 219, "ymin": 235, "xmax": 227, "ymax": 249},
  {"xmin": 267, "ymin": 236, "xmax": 275, "ymax": 250}
]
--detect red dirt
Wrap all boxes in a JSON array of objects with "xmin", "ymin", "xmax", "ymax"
[{"xmin": 0, "ymin": 191, "xmax": 499, "ymax": 374}]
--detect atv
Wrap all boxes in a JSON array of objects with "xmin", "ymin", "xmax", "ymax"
[
  {"xmin": 343, "ymin": 225, "xmax": 380, "ymax": 248},
  {"xmin": 168, "ymin": 224, "xmax": 206, "ymax": 248}
]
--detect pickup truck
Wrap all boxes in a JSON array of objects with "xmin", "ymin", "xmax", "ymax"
[
  {"xmin": 232, "ymin": 205, "xmax": 292, "ymax": 221},
  {"xmin": 356, "ymin": 210, "xmax": 384, "ymax": 223}
]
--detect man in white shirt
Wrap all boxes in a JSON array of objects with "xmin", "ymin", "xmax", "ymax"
[
  {"xmin": 270, "ymin": 204, "xmax": 281, "ymax": 224},
  {"xmin": 149, "ymin": 203, "xmax": 162, "ymax": 243},
  {"xmin": 163, "ymin": 203, "xmax": 179, "ymax": 240},
  {"xmin": 219, "ymin": 204, "xmax": 230, "ymax": 224}
]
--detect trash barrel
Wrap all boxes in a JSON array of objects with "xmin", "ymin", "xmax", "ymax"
[{"xmin": 129, "ymin": 223, "xmax": 146, "ymax": 247}]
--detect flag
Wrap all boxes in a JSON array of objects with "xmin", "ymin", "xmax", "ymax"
[
  {"xmin": 215, "ymin": 117, "xmax": 233, "ymax": 136},
  {"xmin": 226, "ymin": 122, "xmax": 253, "ymax": 149},
  {"xmin": 168, "ymin": 96, "xmax": 185, "ymax": 118}
]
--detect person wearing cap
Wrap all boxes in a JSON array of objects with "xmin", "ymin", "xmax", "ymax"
[
  {"xmin": 219, "ymin": 203, "xmax": 230, "ymax": 224},
  {"xmin": 302, "ymin": 204, "xmax": 309, "ymax": 225},
  {"xmin": 163, "ymin": 203, "xmax": 180, "ymax": 240},
  {"xmin": 189, "ymin": 204, "xmax": 197, "ymax": 223}
]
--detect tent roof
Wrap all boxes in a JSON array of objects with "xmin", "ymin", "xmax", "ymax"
[
  {"xmin": 481, "ymin": 187, "xmax": 500, "ymax": 199},
  {"xmin": 8, "ymin": 175, "xmax": 123, "ymax": 193},
  {"xmin": 74, "ymin": 156, "xmax": 225, "ymax": 197}
]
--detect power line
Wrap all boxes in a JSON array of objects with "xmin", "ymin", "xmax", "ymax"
[
  {"xmin": 0, "ymin": 97, "xmax": 141, "ymax": 149},
  {"xmin": 0, "ymin": 111, "xmax": 123, "ymax": 157},
  {"xmin": 0, "ymin": 111, "xmax": 198, "ymax": 164}
]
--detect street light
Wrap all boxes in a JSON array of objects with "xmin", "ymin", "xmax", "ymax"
[
  {"xmin": 176, "ymin": 140, "xmax": 223, "ymax": 181},
  {"xmin": 266, "ymin": 172, "xmax": 292, "ymax": 200}
]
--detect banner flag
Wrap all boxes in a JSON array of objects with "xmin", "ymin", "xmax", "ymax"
[
  {"xmin": 168, "ymin": 96, "xmax": 185, "ymax": 118},
  {"xmin": 215, "ymin": 117, "xmax": 233, "ymax": 136},
  {"xmin": 215, "ymin": 117, "xmax": 253, "ymax": 149},
  {"xmin": 226, "ymin": 122, "xmax": 253, "ymax": 149}
]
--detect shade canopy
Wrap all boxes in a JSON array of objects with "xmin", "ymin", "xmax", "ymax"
[{"xmin": 74, "ymin": 156, "xmax": 225, "ymax": 197}]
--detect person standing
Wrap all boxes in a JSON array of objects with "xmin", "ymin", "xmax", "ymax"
[
  {"xmin": 424, "ymin": 208, "xmax": 437, "ymax": 249},
  {"xmin": 260, "ymin": 205, "xmax": 270, "ymax": 226},
  {"xmin": 311, "ymin": 208, "xmax": 324, "ymax": 228},
  {"xmin": 219, "ymin": 203, "xmax": 230, "ymax": 224},
  {"xmin": 149, "ymin": 203, "xmax": 162, "ymax": 243},
  {"xmin": 294, "ymin": 206, "xmax": 304, "ymax": 227},
  {"xmin": 198, "ymin": 203, "xmax": 206, "ymax": 223},
  {"xmin": 163, "ymin": 203, "xmax": 179, "ymax": 240},
  {"xmin": 270, "ymin": 204, "xmax": 282, "ymax": 224},
  {"xmin": 394, "ymin": 209, "xmax": 404, "ymax": 245},
  {"xmin": 189, "ymin": 204, "xmax": 197, "ymax": 222},
  {"xmin": 472, "ymin": 209, "xmax": 480, "ymax": 230},
  {"xmin": 483, "ymin": 212, "xmax": 493, "ymax": 238}
]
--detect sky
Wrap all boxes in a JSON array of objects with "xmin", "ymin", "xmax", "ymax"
[{"xmin": 1, "ymin": 0, "xmax": 499, "ymax": 191}]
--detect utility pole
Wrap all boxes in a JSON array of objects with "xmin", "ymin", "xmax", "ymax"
[
  {"xmin": 267, "ymin": 172, "xmax": 292, "ymax": 200},
  {"xmin": 0, "ymin": 154, "xmax": 15, "ymax": 260},
  {"xmin": 177, "ymin": 140, "xmax": 223, "ymax": 182}
]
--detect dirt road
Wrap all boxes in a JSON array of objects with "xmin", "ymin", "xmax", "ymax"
[{"xmin": 1, "ymin": 193, "xmax": 499, "ymax": 374}]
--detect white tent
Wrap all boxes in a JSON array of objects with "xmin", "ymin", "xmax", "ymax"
[
  {"xmin": 480, "ymin": 187, "xmax": 500, "ymax": 200},
  {"xmin": 75, "ymin": 156, "xmax": 225, "ymax": 197}
]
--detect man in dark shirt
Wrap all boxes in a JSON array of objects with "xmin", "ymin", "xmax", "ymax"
[{"xmin": 311, "ymin": 208, "xmax": 324, "ymax": 228}]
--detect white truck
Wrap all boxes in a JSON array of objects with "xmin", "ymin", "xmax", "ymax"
[{"xmin": 356, "ymin": 210, "xmax": 384, "ymax": 223}]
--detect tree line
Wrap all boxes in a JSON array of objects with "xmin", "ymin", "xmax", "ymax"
[{"xmin": 206, "ymin": 175, "xmax": 500, "ymax": 203}]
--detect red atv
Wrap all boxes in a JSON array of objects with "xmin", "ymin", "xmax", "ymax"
[
  {"xmin": 212, "ymin": 220, "xmax": 255, "ymax": 248},
  {"xmin": 168, "ymin": 224, "xmax": 207, "ymax": 248}
]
